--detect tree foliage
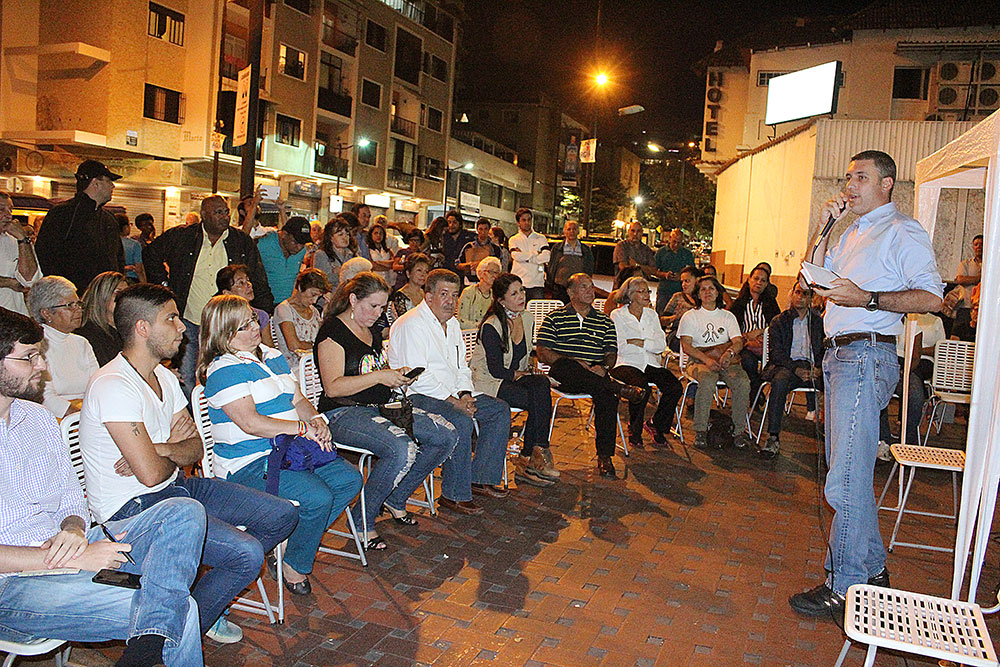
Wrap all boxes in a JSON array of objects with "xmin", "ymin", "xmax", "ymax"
[{"xmin": 638, "ymin": 161, "xmax": 716, "ymax": 241}]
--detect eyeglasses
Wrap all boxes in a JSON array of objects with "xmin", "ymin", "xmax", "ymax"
[
  {"xmin": 50, "ymin": 301, "xmax": 83, "ymax": 311},
  {"xmin": 237, "ymin": 312, "xmax": 260, "ymax": 332},
  {"xmin": 5, "ymin": 351, "xmax": 43, "ymax": 365}
]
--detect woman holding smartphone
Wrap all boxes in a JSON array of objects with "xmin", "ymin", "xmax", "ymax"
[{"xmin": 314, "ymin": 272, "xmax": 459, "ymax": 549}]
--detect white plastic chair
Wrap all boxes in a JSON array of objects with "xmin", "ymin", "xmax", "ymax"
[
  {"xmin": 527, "ymin": 299, "xmax": 564, "ymax": 332},
  {"xmin": 60, "ymin": 413, "xmax": 86, "ymax": 497},
  {"xmin": 922, "ymin": 340, "xmax": 974, "ymax": 445},
  {"xmin": 747, "ymin": 329, "xmax": 820, "ymax": 443},
  {"xmin": 835, "ymin": 584, "xmax": 997, "ymax": 667},
  {"xmin": 592, "ymin": 298, "xmax": 606, "ymax": 313},
  {"xmin": 297, "ymin": 352, "xmax": 437, "ymax": 519},
  {"xmin": 461, "ymin": 328, "xmax": 477, "ymax": 364},
  {"xmin": 672, "ymin": 348, "xmax": 731, "ymax": 442},
  {"xmin": 539, "ymin": 360, "xmax": 629, "ymax": 457},
  {"xmin": 0, "ymin": 638, "xmax": 71, "ymax": 667}
]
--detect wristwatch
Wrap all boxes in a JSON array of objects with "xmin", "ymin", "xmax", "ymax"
[
  {"xmin": 16, "ymin": 238, "xmax": 30, "ymax": 245},
  {"xmin": 865, "ymin": 291, "xmax": 880, "ymax": 312}
]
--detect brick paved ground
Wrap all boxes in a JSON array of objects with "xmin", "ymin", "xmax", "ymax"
[{"xmin": 28, "ymin": 394, "xmax": 998, "ymax": 666}]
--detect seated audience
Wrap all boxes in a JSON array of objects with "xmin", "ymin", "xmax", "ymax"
[
  {"xmin": 315, "ymin": 273, "xmax": 458, "ymax": 547},
  {"xmin": 701, "ymin": 265, "xmax": 733, "ymax": 307},
  {"xmin": 421, "ymin": 216, "xmax": 447, "ymax": 269},
  {"xmin": 391, "ymin": 252, "xmax": 431, "ymax": 320},
  {"xmin": 536, "ymin": 273, "xmax": 646, "ymax": 478},
  {"xmin": 0, "ymin": 190, "xmax": 41, "ymax": 317},
  {"xmin": 366, "ymin": 222, "xmax": 396, "ymax": 285},
  {"xmin": 339, "ymin": 256, "xmax": 373, "ymax": 285},
  {"xmin": 28, "ymin": 276, "xmax": 99, "ymax": 417},
  {"xmin": 610, "ymin": 277, "xmax": 683, "ymax": 449},
  {"xmin": 388, "ymin": 269, "xmax": 512, "ymax": 515},
  {"xmin": 457, "ymin": 217, "xmax": 503, "ymax": 283},
  {"xmin": 471, "ymin": 273, "xmax": 558, "ymax": 487},
  {"xmin": 273, "ymin": 268, "xmax": 330, "ymax": 369},
  {"xmin": 0, "ymin": 307, "xmax": 205, "ymax": 667},
  {"xmin": 217, "ymin": 263, "xmax": 274, "ymax": 347},
  {"xmin": 757, "ymin": 283, "xmax": 824, "ymax": 458},
  {"xmin": 392, "ymin": 229, "xmax": 424, "ymax": 290},
  {"xmin": 457, "ymin": 256, "xmax": 501, "ymax": 328},
  {"xmin": 313, "ymin": 216, "xmax": 357, "ymax": 291},
  {"xmin": 199, "ymin": 294, "xmax": 361, "ymax": 594},
  {"xmin": 80, "ymin": 284, "xmax": 298, "ymax": 644},
  {"xmin": 76, "ymin": 271, "xmax": 127, "ymax": 366},
  {"xmin": 678, "ymin": 276, "xmax": 751, "ymax": 450},
  {"xmin": 729, "ymin": 264, "xmax": 780, "ymax": 399},
  {"xmin": 660, "ymin": 265, "xmax": 702, "ymax": 352},
  {"xmin": 604, "ymin": 266, "xmax": 644, "ymax": 315},
  {"xmin": 547, "ymin": 220, "xmax": 594, "ymax": 304}
]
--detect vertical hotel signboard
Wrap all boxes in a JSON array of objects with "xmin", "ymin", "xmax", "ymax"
[
  {"xmin": 233, "ymin": 66, "xmax": 252, "ymax": 147},
  {"xmin": 704, "ymin": 70, "xmax": 722, "ymax": 153}
]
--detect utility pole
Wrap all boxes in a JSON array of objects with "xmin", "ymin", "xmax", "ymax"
[
  {"xmin": 211, "ymin": 0, "xmax": 228, "ymax": 194},
  {"xmin": 579, "ymin": 0, "xmax": 602, "ymax": 235},
  {"xmin": 240, "ymin": 0, "xmax": 263, "ymax": 199}
]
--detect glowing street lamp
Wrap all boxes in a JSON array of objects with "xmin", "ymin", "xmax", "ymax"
[
  {"xmin": 595, "ymin": 72, "xmax": 609, "ymax": 86},
  {"xmin": 647, "ymin": 142, "xmax": 663, "ymax": 152},
  {"xmin": 634, "ymin": 195, "xmax": 643, "ymax": 205}
]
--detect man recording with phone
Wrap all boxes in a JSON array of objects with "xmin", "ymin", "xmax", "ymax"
[
  {"xmin": 788, "ymin": 150, "xmax": 943, "ymax": 621},
  {"xmin": 0, "ymin": 307, "xmax": 206, "ymax": 666}
]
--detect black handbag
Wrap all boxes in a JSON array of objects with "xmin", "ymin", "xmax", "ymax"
[{"xmin": 378, "ymin": 389, "xmax": 415, "ymax": 440}]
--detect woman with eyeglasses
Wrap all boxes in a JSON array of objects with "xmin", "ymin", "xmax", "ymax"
[
  {"xmin": 199, "ymin": 294, "xmax": 362, "ymax": 595},
  {"xmin": 27, "ymin": 275, "xmax": 99, "ymax": 417},
  {"xmin": 217, "ymin": 264, "xmax": 274, "ymax": 347},
  {"xmin": 75, "ymin": 271, "xmax": 127, "ymax": 366},
  {"xmin": 457, "ymin": 256, "xmax": 501, "ymax": 329}
]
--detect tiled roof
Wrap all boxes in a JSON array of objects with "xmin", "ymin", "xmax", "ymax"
[{"xmin": 843, "ymin": 1, "xmax": 1000, "ymax": 30}]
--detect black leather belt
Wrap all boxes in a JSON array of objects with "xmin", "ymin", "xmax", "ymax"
[{"xmin": 823, "ymin": 332, "xmax": 895, "ymax": 349}]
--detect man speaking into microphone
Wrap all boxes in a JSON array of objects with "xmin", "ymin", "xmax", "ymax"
[{"xmin": 788, "ymin": 150, "xmax": 943, "ymax": 621}]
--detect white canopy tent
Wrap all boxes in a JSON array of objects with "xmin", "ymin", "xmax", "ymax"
[{"xmin": 913, "ymin": 109, "xmax": 1000, "ymax": 602}]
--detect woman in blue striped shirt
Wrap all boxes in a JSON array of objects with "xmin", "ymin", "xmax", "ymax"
[{"xmin": 198, "ymin": 295, "xmax": 362, "ymax": 596}]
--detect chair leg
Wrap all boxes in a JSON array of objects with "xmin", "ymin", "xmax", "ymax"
[
  {"xmin": 274, "ymin": 542, "xmax": 286, "ymax": 623},
  {"xmin": 548, "ymin": 396, "xmax": 563, "ymax": 441},
  {"xmin": 616, "ymin": 411, "xmax": 629, "ymax": 457},
  {"xmin": 833, "ymin": 639, "xmax": 852, "ymax": 667},
  {"xmin": 876, "ymin": 462, "xmax": 900, "ymax": 511},
  {"xmin": 255, "ymin": 576, "xmax": 276, "ymax": 624},
  {"xmin": 754, "ymin": 395, "xmax": 771, "ymax": 444},
  {"xmin": 952, "ymin": 471, "xmax": 959, "ymax": 520},
  {"xmin": 2, "ymin": 651, "xmax": 14, "ymax": 667},
  {"xmin": 345, "ymin": 511, "xmax": 368, "ymax": 566},
  {"xmin": 888, "ymin": 466, "xmax": 917, "ymax": 552},
  {"xmin": 862, "ymin": 643, "xmax": 878, "ymax": 667}
]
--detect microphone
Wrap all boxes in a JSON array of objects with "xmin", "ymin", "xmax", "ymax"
[{"xmin": 811, "ymin": 200, "xmax": 847, "ymax": 259}]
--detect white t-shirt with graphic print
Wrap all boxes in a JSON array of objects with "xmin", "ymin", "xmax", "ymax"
[{"xmin": 677, "ymin": 307, "xmax": 741, "ymax": 349}]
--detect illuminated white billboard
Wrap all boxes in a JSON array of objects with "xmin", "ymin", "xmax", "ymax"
[{"xmin": 764, "ymin": 61, "xmax": 842, "ymax": 126}]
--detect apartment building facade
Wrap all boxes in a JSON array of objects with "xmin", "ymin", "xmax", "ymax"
[{"xmin": 0, "ymin": 0, "xmax": 460, "ymax": 230}]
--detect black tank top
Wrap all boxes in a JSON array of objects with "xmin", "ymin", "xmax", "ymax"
[{"xmin": 314, "ymin": 316, "xmax": 390, "ymax": 412}]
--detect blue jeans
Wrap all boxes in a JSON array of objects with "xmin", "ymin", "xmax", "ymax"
[
  {"xmin": 180, "ymin": 318, "xmax": 199, "ymax": 398},
  {"xmin": 822, "ymin": 340, "xmax": 898, "ymax": 595},
  {"xmin": 409, "ymin": 393, "xmax": 510, "ymax": 502},
  {"xmin": 0, "ymin": 498, "xmax": 206, "ymax": 666},
  {"xmin": 228, "ymin": 457, "xmax": 361, "ymax": 575},
  {"xmin": 109, "ymin": 472, "xmax": 298, "ymax": 632},
  {"xmin": 326, "ymin": 405, "xmax": 459, "ymax": 529}
]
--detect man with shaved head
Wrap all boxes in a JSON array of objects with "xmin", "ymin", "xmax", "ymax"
[{"xmin": 143, "ymin": 195, "xmax": 273, "ymax": 393}]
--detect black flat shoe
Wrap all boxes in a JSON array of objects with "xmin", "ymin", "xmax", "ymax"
[
  {"xmin": 365, "ymin": 536, "xmax": 387, "ymax": 551},
  {"xmin": 283, "ymin": 576, "xmax": 311, "ymax": 596},
  {"xmin": 383, "ymin": 505, "xmax": 419, "ymax": 526}
]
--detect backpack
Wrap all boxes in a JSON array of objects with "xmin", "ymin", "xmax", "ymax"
[{"xmin": 706, "ymin": 409, "xmax": 733, "ymax": 449}]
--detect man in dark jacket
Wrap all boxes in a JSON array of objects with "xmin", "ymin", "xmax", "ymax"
[
  {"xmin": 756, "ymin": 282, "xmax": 824, "ymax": 458},
  {"xmin": 546, "ymin": 219, "xmax": 594, "ymax": 303},
  {"xmin": 143, "ymin": 194, "xmax": 273, "ymax": 393},
  {"xmin": 36, "ymin": 160, "xmax": 125, "ymax": 291}
]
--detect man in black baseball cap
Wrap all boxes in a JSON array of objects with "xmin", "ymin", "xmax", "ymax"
[
  {"xmin": 255, "ymin": 215, "xmax": 313, "ymax": 301},
  {"xmin": 35, "ymin": 159, "xmax": 125, "ymax": 291}
]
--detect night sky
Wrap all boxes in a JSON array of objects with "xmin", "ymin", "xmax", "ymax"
[{"xmin": 457, "ymin": 0, "xmax": 875, "ymax": 145}]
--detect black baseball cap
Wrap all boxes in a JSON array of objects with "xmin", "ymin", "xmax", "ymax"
[
  {"xmin": 75, "ymin": 160, "xmax": 122, "ymax": 183},
  {"xmin": 282, "ymin": 216, "xmax": 312, "ymax": 245}
]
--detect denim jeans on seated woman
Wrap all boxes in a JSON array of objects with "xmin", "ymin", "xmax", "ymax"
[
  {"xmin": 325, "ymin": 405, "xmax": 459, "ymax": 531},
  {"xmin": 228, "ymin": 457, "xmax": 361, "ymax": 576}
]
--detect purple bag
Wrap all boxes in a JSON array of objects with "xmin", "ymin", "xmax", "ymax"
[{"xmin": 264, "ymin": 434, "xmax": 338, "ymax": 496}]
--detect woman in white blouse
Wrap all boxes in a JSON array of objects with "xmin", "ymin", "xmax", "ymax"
[
  {"xmin": 609, "ymin": 277, "xmax": 682, "ymax": 448},
  {"xmin": 27, "ymin": 275, "xmax": 99, "ymax": 417},
  {"xmin": 273, "ymin": 268, "xmax": 330, "ymax": 369}
]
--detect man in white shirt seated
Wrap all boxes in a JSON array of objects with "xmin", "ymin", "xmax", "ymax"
[
  {"xmin": 80, "ymin": 284, "xmax": 298, "ymax": 645},
  {"xmin": 0, "ymin": 307, "xmax": 206, "ymax": 667},
  {"xmin": 388, "ymin": 269, "xmax": 511, "ymax": 516}
]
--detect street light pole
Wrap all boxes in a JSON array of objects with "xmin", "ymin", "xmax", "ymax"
[{"xmin": 239, "ymin": 0, "xmax": 263, "ymax": 199}]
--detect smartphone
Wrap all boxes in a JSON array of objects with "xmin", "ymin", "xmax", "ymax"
[
  {"xmin": 92, "ymin": 568, "xmax": 141, "ymax": 589},
  {"xmin": 259, "ymin": 184, "xmax": 280, "ymax": 201},
  {"xmin": 404, "ymin": 367, "xmax": 425, "ymax": 379}
]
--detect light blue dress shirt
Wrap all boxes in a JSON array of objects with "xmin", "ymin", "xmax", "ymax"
[{"xmin": 823, "ymin": 202, "xmax": 943, "ymax": 337}]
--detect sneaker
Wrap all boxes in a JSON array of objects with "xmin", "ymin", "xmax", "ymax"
[
  {"xmin": 693, "ymin": 431, "xmax": 710, "ymax": 450},
  {"xmin": 206, "ymin": 615, "xmax": 243, "ymax": 644},
  {"xmin": 515, "ymin": 455, "xmax": 555, "ymax": 487},
  {"xmin": 732, "ymin": 429, "xmax": 752, "ymax": 450},
  {"xmin": 876, "ymin": 440, "xmax": 893, "ymax": 462},
  {"xmin": 530, "ymin": 447, "xmax": 560, "ymax": 479},
  {"xmin": 757, "ymin": 434, "xmax": 780, "ymax": 459},
  {"xmin": 788, "ymin": 583, "xmax": 845, "ymax": 620}
]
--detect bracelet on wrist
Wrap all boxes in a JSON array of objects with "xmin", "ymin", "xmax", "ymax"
[{"xmin": 297, "ymin": 420, "xmax": 306, "ymax": 436}]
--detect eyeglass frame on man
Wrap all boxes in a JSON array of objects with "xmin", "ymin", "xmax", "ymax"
[{"xmin": 4, "ymin": 351, "xmax": 44, "ymax": 365}]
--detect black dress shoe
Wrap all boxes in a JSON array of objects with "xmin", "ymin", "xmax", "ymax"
[
  {"xmin": 788, "ymin": 583, "xmax": 844, "ymax": 620},
  {"xmin": 283, "ymin": 576, "xmax": 311, "ymax": 596},
  {"xmin": 868, "ymin": 568, "xmax": 890, "ymax": 588},
  {"xmin": 596, "ymin": 456, "xmax": 616, "ymax": 478}
]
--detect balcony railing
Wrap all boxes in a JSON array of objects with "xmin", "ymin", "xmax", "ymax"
[
  {"xmin": 387, "ymin": 168, "xmax": 414, "ymax": 191},
  {"xmin": 314, "ymin": 151, "xmax": 348, "ymax": 178},
  {"xmin": 390, "ymin": 114, "xmax": 417, "ymax": 138},
  {"xmin": 322, "ymin": 24, "xmax": 358, "ymax": 57},
  {"xmin": 417, "ymin": 157, "xmax": 444, "ymax": 181},
  {"xmin": 317, "ymin": 88, "xmax": 352, "ymax": 117}
]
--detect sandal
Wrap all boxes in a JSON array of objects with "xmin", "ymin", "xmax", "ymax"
[
  {"xmin": 383, "ymin": 505, "xmax": 419, "ymax": 527},
  {"xmin": 365, "ymin": 536, "xmax": 388, "ymax": 551}
]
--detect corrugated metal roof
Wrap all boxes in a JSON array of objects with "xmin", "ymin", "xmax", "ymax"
[{"xmin": 813, "ymin": 119, "xmax": 978, "ymax": 181}]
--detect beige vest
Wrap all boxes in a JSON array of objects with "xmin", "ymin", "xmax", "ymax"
[{"xmin": 469, "ymin": 310, "xmax": 535, "ymax": 397}]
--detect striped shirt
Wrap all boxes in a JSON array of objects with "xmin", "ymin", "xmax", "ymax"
[
  {"xmin": 536, "ymin": 304, "xmax": 617, "ymax": 364},
  {"xmin": 204, "ymin": 346, "xmax": 299, "ymax": 477}
]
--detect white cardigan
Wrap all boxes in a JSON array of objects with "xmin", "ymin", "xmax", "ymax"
[
  {"xmin": 42, "ymin": 324, "xmax": 100, "ymax": 417},
  {"xmin": 610, "ymin": 305, "xmax": 667, "ymax": 370}
]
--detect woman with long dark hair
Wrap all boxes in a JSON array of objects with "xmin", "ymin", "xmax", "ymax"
[
  {"xmin": 314, "ymin": 216, "xmax": 357, "ymax": 290},
  {"xmin": 469, "ymin": 273, "xmax": 557, "ymax": 487},
  {"xmin": 315, "ymin": 272, "xmax": 458, "ymax": 548},
  {"xmin": 660, "ymin": 265, "xmax": 703, "ymax": 352},
  {"xmin": 729, "ymin": 264, "xmax": 780, "ymax": 397},
  {"xmin": 422, "ymin": 216, "xmax": 446, "ymax": 268}
]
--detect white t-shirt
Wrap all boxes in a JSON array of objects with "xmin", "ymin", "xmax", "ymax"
[
  {"xmin": 677, "ymin": 307, "xmax": 741, "ymax": 349},
  {"xmin": 79, "ymin": 354, "xmax": 187, "ymax": 523}
]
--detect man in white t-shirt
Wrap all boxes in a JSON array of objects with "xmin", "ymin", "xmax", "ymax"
[
  {"xmin": 677, "ymin": 275, "xmax": 751, "ymax": 450},
  {"xmin": 80, "ymin": 284, "xmax": 298, "ymax": 644},
  {"xmin": 509, "ymin": 208, "xmax": 551, "ymax": 301}
]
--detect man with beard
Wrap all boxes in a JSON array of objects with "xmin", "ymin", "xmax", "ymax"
[
  {"xmin": 0, "ymin": 307, "xmax": 206, "ymax": 666},
  {"xmin": 79, "ymin": 285, "xmax": 298, "ymax": 644}
]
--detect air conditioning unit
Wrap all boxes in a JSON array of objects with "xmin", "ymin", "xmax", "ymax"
[
  {"xmin": 979, "ymin": 85, "xmax": 1000, "ymax": 109},
  {"xmin": 976, "ymin": 61, "xmax": 998, "ymax": 83},
  {"xmin": 939, "ymin": 61, "xmax": 973, "ymax": 83}
]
